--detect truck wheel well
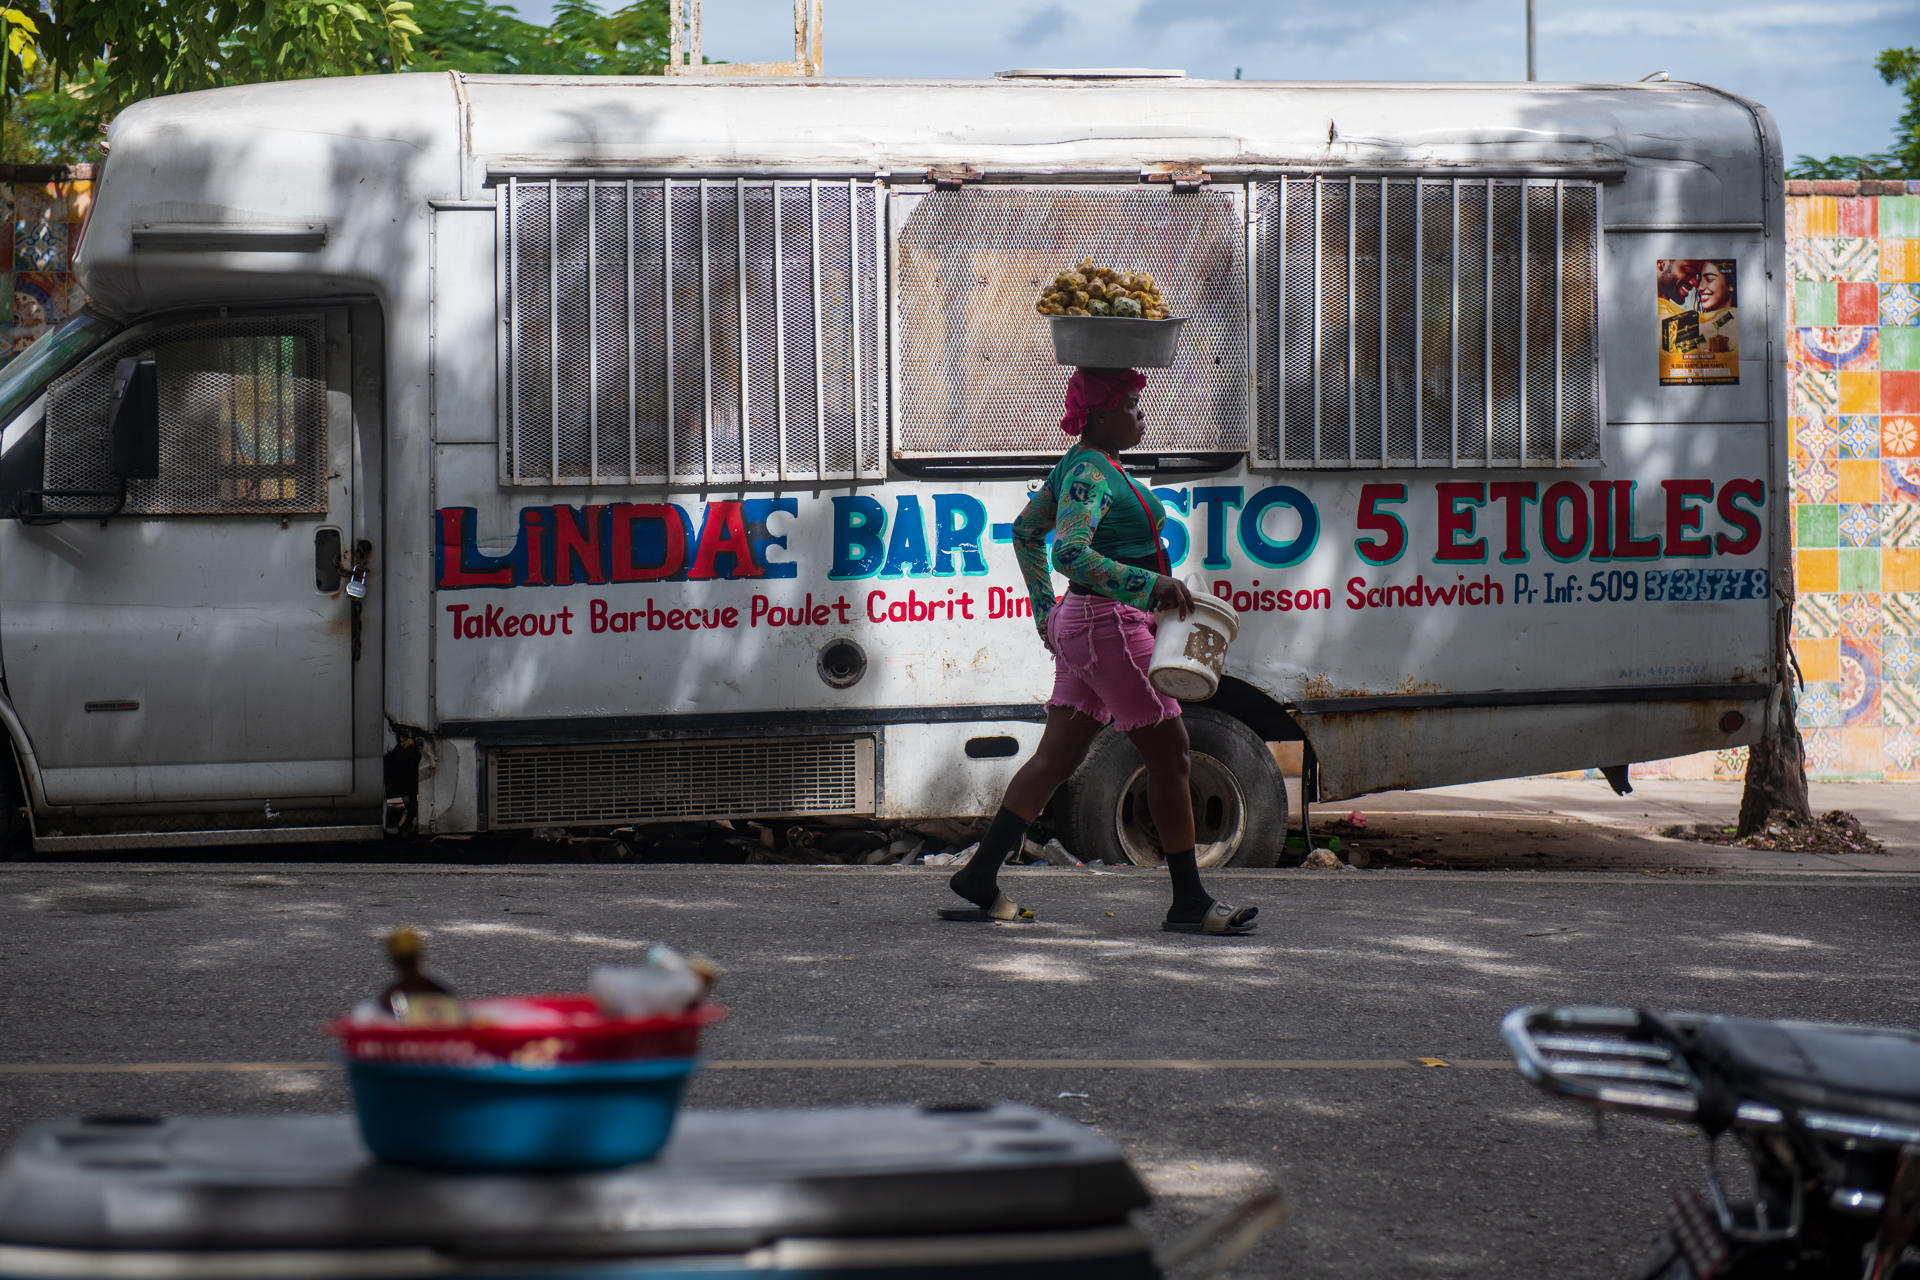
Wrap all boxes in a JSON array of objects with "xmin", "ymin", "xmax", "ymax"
[{"xmin": 1201, "ymin": 676, "xmax": 1305, "ymax": 744}]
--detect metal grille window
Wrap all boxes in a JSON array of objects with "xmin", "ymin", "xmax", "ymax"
[
  {"xmin": 501, "ymin": 177, "xmax": 885, "ymax": 485},
  {"xmin": 43, "ymin": 315, "xmax": 329, "ymax": 515},
  {"xmin": 1255, "ymin": 177, "xmax": 1601, "ymax": 468},
  {"xmin": 894, "ymin": 186, "xmax": 1248, "ymax": 458}
]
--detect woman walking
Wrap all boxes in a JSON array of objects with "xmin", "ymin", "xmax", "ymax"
[{"xmin": 939, "ymin": 367, "xmax": 1258, "ymax": 936}]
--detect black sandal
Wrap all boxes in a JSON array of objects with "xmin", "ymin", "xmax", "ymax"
[
  {"xmin": 937, "ymin": 893, "xmax": 1036, "ymax": 923},
  {"xmin": 1162, "ymin": 902, "xmax": 1258, "ymax": 935}
]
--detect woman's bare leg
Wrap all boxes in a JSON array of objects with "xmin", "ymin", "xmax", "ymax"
[
  {"xmin": 1003, "ymin": 705, "xmax": 1109, "ymax": 821},
  {"xmin": 948, "ymin": 705, "xmax": 1107, "ymax": 907},
  {"xmin": 1123, "ymin": 715, "xmax": 1194, "ymax": 851}
]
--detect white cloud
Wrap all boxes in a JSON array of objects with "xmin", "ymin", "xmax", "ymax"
[{"xmin": 1542, "ymin": 2, "xmax": 1917, "ymax": 37}]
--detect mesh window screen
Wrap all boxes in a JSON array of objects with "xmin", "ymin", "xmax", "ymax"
[
  {"xmin": 43, "ymin": 315, "xmax": 329, "ymax": 516},
  {"xmin": 1254, "ymin": 176, "xmax": 1601, "ymax": 468},
  {"xmin": 502, "ymin": 177, "xmax": 884, "ymax": 486},
  {"xmin": 893, "ymin": 186, "xmax": 1249, "ymax": 458}
]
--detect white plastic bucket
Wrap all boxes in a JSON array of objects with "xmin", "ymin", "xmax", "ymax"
[{"xmin": 1148, "ymin": 591, "xmax": 1240, "ymax": 701}]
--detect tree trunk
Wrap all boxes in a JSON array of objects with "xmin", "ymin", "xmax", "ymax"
[{"xmin": 1737, "ymin": 564, "xmax": 1811, "ymax": 836}]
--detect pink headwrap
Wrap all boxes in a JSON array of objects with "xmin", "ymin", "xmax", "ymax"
[{"xmin": 1059, "ymin": 367, "xmax": 1147, "ymax": 437}]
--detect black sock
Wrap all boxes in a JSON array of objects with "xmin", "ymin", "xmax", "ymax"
[
  {"xmin": 1163, "ymin": 848, "xmax": 1212, "ymax": 921},
  {"xmin": 949, "ymin": 807, "xmax": 1028, "ymax": 908}
]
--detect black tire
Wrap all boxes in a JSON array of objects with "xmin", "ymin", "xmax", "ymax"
[{"xmin": 1051, "ymin": 705, "xmax": 1287, "ymax": 869}]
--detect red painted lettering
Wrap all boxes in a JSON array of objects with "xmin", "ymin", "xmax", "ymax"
[
  {"xmin": 1716, "ymin": 479, "xmax": 1765, "ymax": 556},
  {"xmin": 1661, "ymin": 479, "xmax": 1714, "ymax": 557}
]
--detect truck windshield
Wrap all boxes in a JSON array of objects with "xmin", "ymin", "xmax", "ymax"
[{"xmin": 0, "ymin": 311, "xmax": 114, "ymax": 426}]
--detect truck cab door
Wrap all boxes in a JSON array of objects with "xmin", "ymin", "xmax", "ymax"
[{"xmin": 0, "ymin": 307, "xmax": 360, "ymax": 809}]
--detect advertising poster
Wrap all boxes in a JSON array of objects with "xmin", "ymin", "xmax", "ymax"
[{"xmin": 1657, "ymin": 259, "xmax": 1739, "ymax": 385}]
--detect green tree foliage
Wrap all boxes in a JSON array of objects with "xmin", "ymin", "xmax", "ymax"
[
  {"xmin": 2, "ymin": 0, "xmax": 672, "ymax": 164},
  {"xmin": 408, "ymin": 0, "xmax": 669, "ymax": 75},
  {"xmin": 1789, "ymin": 46, "xmax": 1920, "ymax": 180}
]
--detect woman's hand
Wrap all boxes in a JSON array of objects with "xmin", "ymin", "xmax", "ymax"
[{"xmin": 1149, "ymin": 575, "xmax": 1194, "ymax": 620}]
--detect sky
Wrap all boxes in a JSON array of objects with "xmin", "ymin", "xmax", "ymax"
[{"xmin": 502, "ymin": 0, "xmax": 1920, "ymax": 163}]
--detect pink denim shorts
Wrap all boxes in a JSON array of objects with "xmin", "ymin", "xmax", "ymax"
[{"xmin": 1045, "ymin": 592, "xmax": 1182, "ymax": 731}]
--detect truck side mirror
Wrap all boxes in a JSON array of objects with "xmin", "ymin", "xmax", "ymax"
[{"xmin": 107, "ymin": 357, "xmax": 158, "ymax": 480}]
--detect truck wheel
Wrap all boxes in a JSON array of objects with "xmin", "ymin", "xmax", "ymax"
[{"xmin": 1052, "ymin": 706, "xmax": 1287, "ymax": 869}]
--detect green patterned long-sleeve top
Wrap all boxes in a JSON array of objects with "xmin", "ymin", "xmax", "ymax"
[{"xmin": 1012, "ymin": 445, "xmax": 1168, "ymax": 641}]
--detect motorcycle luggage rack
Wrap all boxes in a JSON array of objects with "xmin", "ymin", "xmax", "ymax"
[{"xmin": 1503, "ymin": 1006, "xmax": 1701, "ymax": 1116}]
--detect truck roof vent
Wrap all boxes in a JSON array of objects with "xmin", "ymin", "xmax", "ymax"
[{"xmin": 994, "ymin": 68, "xmax": 1185, "ymax": 80}]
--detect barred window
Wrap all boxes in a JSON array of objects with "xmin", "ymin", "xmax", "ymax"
[
  {"xmin": 500, "ymin": 177, "xmax": 885, "ymax": 486},
  {"xmin": 1255, "ymin": 177, "xmax": 1602, "ymax": 468},
  {"xmin": 893, "ymin": 185, "xmax": 1249, "ymax": 459},
  {"xmin": 43, "ymin": 314, "xmax": 329, "ymax": 516}
]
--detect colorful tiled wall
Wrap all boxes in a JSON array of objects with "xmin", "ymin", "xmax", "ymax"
[
  {"xmin": 3, "ymin": 165, "xmax": 1915, "ymax": 780},
  {"xmin": 1636, "ymin": 178, "xmax": 1920, "ymax": 783},
  {"xmin": 1, "ymin": 165, "xmax": 94, "ymax": 359}
]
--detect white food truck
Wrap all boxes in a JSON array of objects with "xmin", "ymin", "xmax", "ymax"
[{"xmin": 0, "ymin": 70, "xmax": 1784, "ymax": 862}]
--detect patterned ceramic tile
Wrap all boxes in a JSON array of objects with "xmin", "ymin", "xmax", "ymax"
[
  {"xmin": 1797, "ymin": 414, "xmax": 1838, "ymax": 458},
  {"xmin": 1886, "ymin": 681, "xmax": 1920, "ymax": 728},
  {"xmin": 1888, "ymin": 459, "xmax": 1920, "ymax": 504},
  {"xmin": 1885, "ymin": 283, "xmax": 1920, "ymax": 328},
  {"xmin": 1838, "ymin": 415, "xmax": 1881, "ymax": 458},
  {"xmin": 1805, "ymin": 328, "xmax": 1879, "ymax": 371},
  {"xmin": 1840, "ymin": 591, "xmax": 1882, "ymax": 635},
  {"xmin": 1797, "ymin": 592, "xmax": 1841, "ymax": 638},
  {"xmin": 13, "ymin": 272, "xmax": 67, "ymax": 326},
  {"xmin": 1797, "ymin": 457, "xmax": 1838, "ymax": 503},
  {"xmin": 1802, "ymin": 727, "xmax": 1842, "ymax": 774},
  {"xmin": 1711, "ymin": 746, "xmax": 1749, "ymax": 779},
  {"xmin": 1885, "ymin": 636, "xmax": 1920, "ymax": 682},
  {"xmin": 14, "ymin": 219, "xmax": 65, "ymax": 273},
  {"xmin": 62, "ymin": 182, "xmax": 93, "ymax": 223},
  {"xmin": 1884, "ymin": 416, "xmax": 1920, "ymax": 458},
  {"xmin": 1887, "ymin": 725, "xmax": 1920, "ymax": 770},
  {"xmin": 1806, "ymin": 236, "xmax": 1882, "ymax": 282},
  {"xmin": 1799, "ymin": 682, "xmax": 1842, "ymax": 727},
  {"xmin": 1794, "ymin": 369, "xmax": 1839, "ymax": 416},
  {"xmin": 1885, "ymin": 592, "xmax": 1920, "ymax": 635},
  {"xmin": 1884, "ymin": 503, "xmax": 1920, "ymax": 548},
  {"xmin": 1840, "ymin": 503, "xmax": 1881, "ymax": 546}
]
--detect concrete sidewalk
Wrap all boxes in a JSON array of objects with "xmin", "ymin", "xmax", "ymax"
[{"xmin": 1307, "ymin": 777, "xmax": 1920, "ymax": 874}]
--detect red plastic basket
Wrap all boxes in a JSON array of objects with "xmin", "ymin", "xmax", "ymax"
[{"xmin": 325, "ymin": 995, "xmax": 725, "ymax": 1068}]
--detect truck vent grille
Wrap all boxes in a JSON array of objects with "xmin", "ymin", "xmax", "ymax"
[
  {"xmin": 893, "ymin": 185, "xmax": 1249, "ymax": 458},
  {"xmin": 1255, "ymin": 176, "xmax": 1602, "ymax": 469},
  {"xmin": 487, "ymin": 736, "xmax": 876, "ymax": 827},
  {"xmin": 499, "ymin": 177, "xmax": 885, "ymax": 486}
]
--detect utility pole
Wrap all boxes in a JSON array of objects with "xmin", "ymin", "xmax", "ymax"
[{"xmin": 1526, "ymin": 0, "xmax": 1535, "ymax": 80}]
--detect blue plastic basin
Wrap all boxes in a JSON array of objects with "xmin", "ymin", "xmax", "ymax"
[{"xmin": 346, "ymin": 1056, "xmax": 699, "ymax": 1171}]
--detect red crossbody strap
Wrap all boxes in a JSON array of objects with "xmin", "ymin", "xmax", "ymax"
[{"xmin": 1112, "ymin": 459, "xmax": 1170, "ymax": 578}]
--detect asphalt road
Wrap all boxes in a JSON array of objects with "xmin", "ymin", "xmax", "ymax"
[{"xmin": 4, "ymin": 861, "xmax": 1918, "ymax": 1278}]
